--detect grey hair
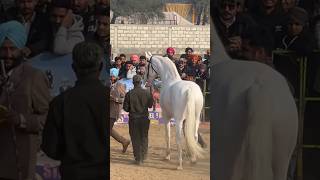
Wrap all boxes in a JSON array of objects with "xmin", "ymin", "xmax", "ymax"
[{"xmin": 72, "ymin": 41, "xmax": 103, "ymax": 75}]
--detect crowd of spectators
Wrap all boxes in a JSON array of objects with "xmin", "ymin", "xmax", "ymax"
[
  {"xmin": 213, "ymin": 0, "xmax": 320, "ymax": 96},
  {"xmin": 212, "ymin": 0, "xmax": 320, "ymax": 61},
  {"xmin": 0, "ymin": 0, "xmax": 109, "ymax": 58},
  {"xmin": 109, "ymin": 47, "xmax": 210, "ymax": 93}
]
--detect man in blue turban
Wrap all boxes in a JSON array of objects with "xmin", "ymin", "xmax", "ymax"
[
  {"xmin": 0, "ymin": 20, "xmax": 27, "ymax": 71},
  {"xmin": 0, "ymin": 20, "xmax": 51, "ymax": 180},
  {"xmin": 110, "ymin": 67, "xmax": 119, "ymax": 78},
  {"xmin": 4, "ymin": 0, "xmax": 51, "ymax": 57},
  {"xmin": 0, "ymin": 21, "xmax": 27, "ymax": 48}
]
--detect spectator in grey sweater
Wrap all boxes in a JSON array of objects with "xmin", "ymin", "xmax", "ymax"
[{"xmin": 50, "ymin": 0, "xmax": 84, "ymax": 55}]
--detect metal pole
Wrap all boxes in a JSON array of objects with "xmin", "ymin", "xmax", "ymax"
[
  {"xmin": 202, "ymin": 80, "xmax": 206, "ymax": 122},
  {"xmin": 297, "ymin": 56, "xmax": 307, "ymax": 180}
]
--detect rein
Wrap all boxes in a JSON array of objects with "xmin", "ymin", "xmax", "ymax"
[
  {"xmin": 146, "ymin": 56, "xmax": 159, "ymax": 80},
  {"xmin": 146, "ymin": 56, "xmax": 158, "ymax": 111}
]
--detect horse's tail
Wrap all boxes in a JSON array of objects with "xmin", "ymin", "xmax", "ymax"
[
  {"xmin": 244, "ymin": 82, "xmax": 273, "ymax": 180},
  {"xmin": 184, "ymin": 88, "xmax": 205, "ymax": 159}
]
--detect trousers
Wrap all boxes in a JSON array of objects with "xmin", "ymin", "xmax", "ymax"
[
  {"xmin": 110, "ymin": 118, "xmax": 129, "ymax": 145},
  {"xmin": 128, "ymin": 117, "xmax": 150, "ymax": 162}
]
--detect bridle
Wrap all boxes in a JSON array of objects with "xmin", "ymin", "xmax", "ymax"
[
  {"xmin": 146, "ymin": 56, "xmax": 159, "ymax": 111},
  {"xmin": 146, "ymin": 56, "xmax": 159, "ymax": 80}
]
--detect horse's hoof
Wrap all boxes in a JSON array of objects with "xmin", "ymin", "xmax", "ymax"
[
  {"xmin": 191, "ymin": 160, "xmax": 197, "ymax": 165},
  {"xmin": 177, "ymin": 166, "xmax": 183, "ymax": 170},
  {"xmin": 191, "ymin": 157, "xmax": 197, "ymax": 164},
  {"xmin": 164, "ymin": 156, "xmax": 171, "ymax": 161}
]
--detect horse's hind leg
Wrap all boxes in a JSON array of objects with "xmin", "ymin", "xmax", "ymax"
[
  {"xmin": 176, "ymin": 120, "xmax": 184, "ymax": 170},
  {"xmin": 164, "ymin": 119, "xmax": 171, "ymax": 161}
]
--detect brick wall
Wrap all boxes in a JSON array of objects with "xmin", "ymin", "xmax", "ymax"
[{"xmin": 110, "ymin": 24, "xmax": 210, "ymax": 56}]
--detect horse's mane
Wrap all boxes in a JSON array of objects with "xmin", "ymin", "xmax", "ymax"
[
  {"xmin": 211, "ymin": 20, "xmax": 230, "ymax": 65},
  {"xmin": 153, "ymin": 55, "xmax": 181, "ymax": 81}
]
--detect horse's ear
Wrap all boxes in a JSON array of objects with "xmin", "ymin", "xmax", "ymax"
[{"xmin": 145, "ymin": 51, "xmax": 152, "ymax": 60}]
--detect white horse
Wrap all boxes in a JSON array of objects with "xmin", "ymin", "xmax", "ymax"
[
  {"xmin": 211, "ymin": 21, "xmax": 299, "ymax": 179},
  {"xmin": 143, "ymin": 52, "xmax": 205, "ymax": 170}
]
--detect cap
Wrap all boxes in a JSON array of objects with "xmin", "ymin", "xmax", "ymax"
[
  {"xmin": 130, "ymin": 54, "xmax": 139, "ymax": 62},
  {"xmin": 167, "ymin": 47, "xmax": 175, "ymax": 54},
  {"xmin": 289, "ymin": 7, "xmax": 309, "ymax": 25},
  {"xmin": 110, "ymin": 68, "xmax": 119, "ymax": 77}
]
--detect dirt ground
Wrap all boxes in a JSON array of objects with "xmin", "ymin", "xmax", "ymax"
[{"xmin": 110, "ymin": 122, "xmax": 210, "ymax": 180}]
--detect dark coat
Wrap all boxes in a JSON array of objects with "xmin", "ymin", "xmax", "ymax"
[
  {"xmin": 276, "ymin": 28, "xmax": 316, "ymax": 55},
  {"xmin": 110, "ymin": 82, "xmax": 125, "ymax": 120},
  {"xmin": 118, "ymin": 65, "xmax": 127, "ymax": 79},
  {"xmin": 123, "ymin": 86, "xmax": 153, "ymax": 119},
  {"xmin": 213, "ymin": 11, "xmax": 257, "ymax": 47},
  {"xmin": 250, "ymin": 5, "xmax": 289, "ymax": 47},
  {"xmin": 213, "ymin": 10, "xmax": 258, "ymax": 58},
  {"xmin": 76, "ymin": 6, "xmax": 96, "ymax": 37},
  {"xmin": 5, "ymin": 9, "xmax": 51, "ymax": 57},
  {"xmin": 41, "ymin": 75, "xmax": 108, "ymax": 179},
  {"xmin": 0, "ymin": 62, "xmax": 51, "ymax": 179},
  {"xmin": 176, "ymin": 64, "xmax": 188, "ymax": 80},
  {"xmin": 25, "ymin": 12, "xmax": 51, "ymax": 57}
]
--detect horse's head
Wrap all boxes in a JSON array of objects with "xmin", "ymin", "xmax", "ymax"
[
  {"xmin": 143, "ymin": 52, "xmax": 159, "ymax": 83},
  {"xmin": 145, "ymin": 51, "xmax": 152, "ymax": 60}
]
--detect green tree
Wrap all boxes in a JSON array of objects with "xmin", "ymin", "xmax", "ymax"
[{"xmin": 111, "ymin": 0, "xmax": 165, "ymax": 24}]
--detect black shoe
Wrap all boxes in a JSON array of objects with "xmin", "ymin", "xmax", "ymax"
[
  {"xmin": 143, "ymin": 154, "xmax": 148, "ymax": 161},
  {"xmin": 134, "ymin": 160, "xmax": 143, "ymax": 165}
]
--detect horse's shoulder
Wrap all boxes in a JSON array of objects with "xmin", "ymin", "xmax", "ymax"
[
  {"xmin": 233, "ymin": 60, "xmax": 286, "ymax": 83},
  {"xmin": 254, "ymin": 64, "xmax": 287, "ymax": 85}
]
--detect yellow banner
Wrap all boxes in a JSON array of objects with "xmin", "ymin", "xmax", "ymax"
[{"xmin": 164, "ymin": 3, "xmax": 194, "ymax": 22}]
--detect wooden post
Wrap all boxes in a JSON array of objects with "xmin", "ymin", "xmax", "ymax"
[{"xmin": 192, "ymin": 6, "xmax": 196, "ymax": 24}]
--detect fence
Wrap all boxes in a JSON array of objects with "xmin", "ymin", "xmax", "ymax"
[
  {"xmin": 202, "ymin": 79, "xmax": 211, "ymax": 122},
  {"xmin": 272, "ymin": 50, "xmax": 320, "ymax": 180}
]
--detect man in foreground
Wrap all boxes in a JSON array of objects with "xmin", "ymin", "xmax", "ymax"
[
  {"xmin": 0, "ymin": 20, "xmax": 51, "ymax": 180},
  {"xmin": 41, "ymin": 42, "xmax": 108, "ymax": 179},
  {"xmin": 123, "ymin": 75, "xmax": 153, "ymax": 165}
]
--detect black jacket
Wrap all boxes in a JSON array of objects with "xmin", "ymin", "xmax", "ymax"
[
  {"xmin": 41, "ymin": 75, "xmax": 109, "ymax": 179},
  {"xmin": 213, "ymin": 10, "xmax": 257, "ymax": 58},
  {"xmin": 123, "ymin": 86, "xmax": 153, "ymax": 119},
  {"xmin": 213, "ymin": 11, "xmax": 257, "ymax": 46},
  {"xmin": 77, "ymin": 7, "xmax": 96, "ymax": 37},
  {"xmin": 5, "ymin": 9, "xmax": 51, "ymax": 57},
  {"xmin": 250, "ymin": 6, "xmax": 289, "ymax": 48},
  {"xmin": 276, "ymin": 28, "xmax": 316, "ymax": 55}
]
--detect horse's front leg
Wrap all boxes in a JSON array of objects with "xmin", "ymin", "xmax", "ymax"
[
  {"xmin": 164, "ymin": 120, "xmax": 171, "ymax": 161},
  {"xmin": 176, "ymin": 120, "xmax": 183, "ymax": 170}
]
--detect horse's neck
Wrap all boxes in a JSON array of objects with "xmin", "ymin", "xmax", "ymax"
[
  {"xmin": 161, "ymin": 79, "xmax": 180, "ymax": 88},
  {"xmin": 160, "ymin": 72, "xmax": 180, "ymax": 82},
  {"xmin": 211, "ymin": 23, "xmax": 231, "ymax": 65},
  {"xmin": 157, "ymin": 60, "xmax": 181, "ymax": 83}
]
